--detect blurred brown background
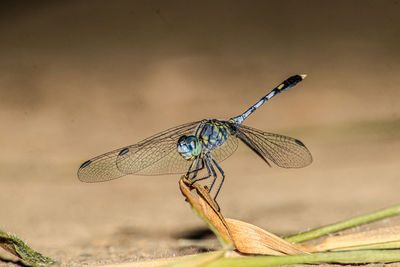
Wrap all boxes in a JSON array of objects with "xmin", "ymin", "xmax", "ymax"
[{"xmin": 1, "ymin": 1, "xmax": 400, "ymax": 265}]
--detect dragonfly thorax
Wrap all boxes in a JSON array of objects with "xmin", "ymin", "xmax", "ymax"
[
  {"xmin": 177, "ymin": 135, "xmax": 202, "ymax": 160},
  {"xmin": 196, "ymin": 120, "xmax": 231, "ymax": 153}
]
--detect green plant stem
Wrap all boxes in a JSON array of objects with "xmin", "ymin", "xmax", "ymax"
[
  {"xmin": 330, "ymin": 241, "xmax": 400, "ymax": 251},
  {"xmin": 203, "ymin": 250, "xmax": 400, "ymax": 267},
  {"xmin": 167, "ymin": 251, "xmax": 225, "ymax": 267},
  {"xmin": 285, "ymin": 203, "xmax": 400, "ymax": 243}
]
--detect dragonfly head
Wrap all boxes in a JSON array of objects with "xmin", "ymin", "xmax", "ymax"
[{"xmin": 177, "ymin": 135, "xmax": 202, "ymax": 160}]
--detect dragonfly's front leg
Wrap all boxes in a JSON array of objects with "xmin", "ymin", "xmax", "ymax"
[
  {"xmin": 185, "ymin": 154, "xmax": 222, "ymax": 211},
  {"xmin": 187, "ymin": 156, "xmax": 203, "ymax": 180},
  {"xmin": 189, "ymin": 158, "xmax": 212, "ymax": 184},
  {"xmin": 190, "ymin": 155, "xmax": 220, "ymax": 196}
]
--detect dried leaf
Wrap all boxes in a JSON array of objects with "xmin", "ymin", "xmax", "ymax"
[
  {"xmin": 179, "ymin": 176, "xmax": 307, "ymax": 255},
  {"xmin": 179, "ymin": 176, "xmax": 233, "ymax": 247},
  {"xmin": 226, "ymin": 218, "xmax": 306, "ymax": 255}
]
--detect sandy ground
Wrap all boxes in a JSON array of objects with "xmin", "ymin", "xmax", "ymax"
[{"xmin": 1, "ymin": 1, "xmax": 400, "ymax": 266}]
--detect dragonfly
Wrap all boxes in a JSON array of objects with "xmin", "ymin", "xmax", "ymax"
[{"xmin": 78, "ymin": 74, "xmax": 312, "ymax": 210}]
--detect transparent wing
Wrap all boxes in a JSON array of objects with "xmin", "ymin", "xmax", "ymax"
[
  {"xmin": 77, "ymin": 147, "xmax": 133, "ymax": 182},
  {"xmin": 209, "ymin": 122, "xmax": 239, "ymax": 163},
  {"xmin": 235, "ymin": 124, "xmax": 312, "ymax": 168},
  {"xmin": 78, "ymin": 121, "xmax": 201, "ymax": 182},
  {"xmin": 115, "ymin": 121, "xmax": 201, "ymax": 176},
  {"xmin": 117, "ymin": 120, "xmax": 240, "ymax": 175}
]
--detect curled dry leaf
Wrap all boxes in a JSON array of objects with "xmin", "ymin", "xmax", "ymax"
[
  {"xmin": 179, "ymin": 176, "xmax": 307, "ymax": 255},
  {"xmin": 226, "ymin": 218, "xmax": 306, "ymax": 255},
  {"xmin": 179, "ymin": 176, "xmax": 234, "ymax": 248}
]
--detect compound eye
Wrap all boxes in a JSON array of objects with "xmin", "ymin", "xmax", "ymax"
[
  {"xmin": 189, "ymin": 140, "xmax": 196, "ymax": 149},
  {"xmin": 184, "ymin": 135, "xmax": 201, "ymax": 157},
  {"xmin": 185, "ymin": 136, "xmax": 197, "ymax": 147},
  {"xmin": 178, "ymin": 135, "xmax": 187, "ymax": 145}
]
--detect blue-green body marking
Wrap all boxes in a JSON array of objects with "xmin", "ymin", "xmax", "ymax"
[
  {"xmin": 196, "ymin": 120, "xmax": 232, "ymax": 151},
  {"xmin": 78, "ymin": 74, "xmax": 312, "ymax": 211}
]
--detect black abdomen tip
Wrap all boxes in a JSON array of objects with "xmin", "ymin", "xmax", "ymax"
[
  {"xmin": 279, "ymin": 74, "xmax": 305, "ymax": 92},
  {"xmin": 287, "ymin": 75, "xmax": 303, "ymax": 85}
]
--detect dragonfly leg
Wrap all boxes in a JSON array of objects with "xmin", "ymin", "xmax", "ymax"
[
  {"xmin": 190, "ymin": 158, "xmax": 212, "ymax": 184},
  {"xmin": 206, "ymin": 156, "xmax": 218, "ymax": 193},
  {"xmin": 190, "ymin": 156, "xmax": 221, "ymax": 211},
  {"xmin": 205, "ymin": 156, "xmax": 221, "ymax": 211},
  {"xmin": 186, "ymin": 157, "xmax": 202, "ymax": 180},
  {"xmin": 211, "ymin": 157, "xmax": 225, "ymax": 202}
]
